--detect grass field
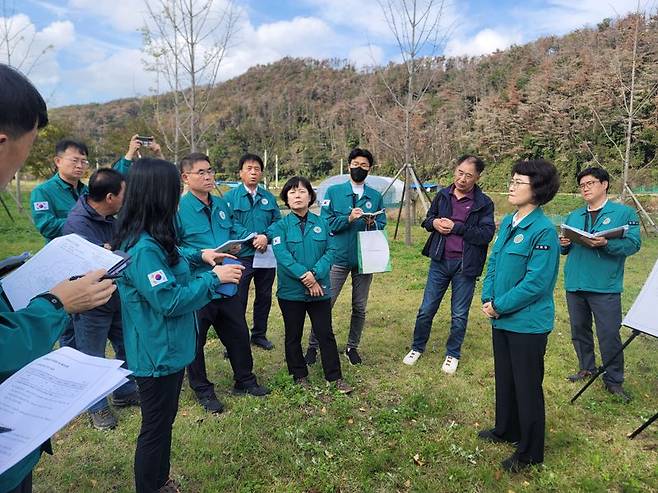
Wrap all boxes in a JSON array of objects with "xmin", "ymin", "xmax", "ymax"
[{"xmin": 1, "ymin": 185, "xmax": 657, "ymax": 493}]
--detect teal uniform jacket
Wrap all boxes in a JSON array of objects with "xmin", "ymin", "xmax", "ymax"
[
  {"xmin": 225, "ymin": 184, "xmax": 281, "ymax": 258},
  {"xmin": 320, "ymin": 180, "xmax": 386, "ymax": 269},
  {"xmin": 562, "ymin": 200, "xmax": 641, "ymax": 293},
  {"xmin": 117, "ymin": 233, "xmax": 221, "ymax": 377},
  {"xmin": 0, "ymin": 294, "xmax": 69, "ymax": 492},
  {"xmin": 30, "ymin": 174, "xmax": 87, "ymax": 242},
  {"xmin": 271, "ymin": 212, "xmax": 336, "ymax": 302},
  {"xmin": 481, "ymin": 207, "xmax": 560, "ymax": 334},
  {"xmin": 112, "ymin": 156, "xmax": 133, "ymax": 176}
]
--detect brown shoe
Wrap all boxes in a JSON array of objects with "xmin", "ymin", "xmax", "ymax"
[
  {"xmin": 333, "ymin": 379, "xmax": 353, "ymax": 394},
  {"xmin": 294, "ymin": 376, "xmax": 311, "ymax": 389},
  {"xmin": 567, "ymin": 369, "xmax": 593, "ymax": 382},
  {"xmin": 159, "ymin": 478, "xmax": 180, "ymax": 493}
]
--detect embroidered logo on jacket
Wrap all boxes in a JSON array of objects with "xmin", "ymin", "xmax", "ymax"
[
  {"xmin": 261, "ymin": 198, "xmax": 268, "ymax": 205},
  {"xmin": 34, "ymin": 201, "xmax": 49, "ymax": 211},
  {"xmin": 273, "ymin": 236, "xmax": 281, "ymax": 246},
  {"xmin": 147, "ymin": 270, "xmax": 168, "ymax": 287},
  {"xmin": 313, "ymin": 226, "xmax": 322, "ymax": 234},
  {"xmin": 513, "ymin": 234, "xmax": 524, "ymax": 244},
  {"xmin": 321, "ymin": 199, "xmax": 331, "ymax": 207},
  {"xmin": 602, "ymin": 217, "xmax": 611, "ymax": 225},
  {"xmin": 219, "ymin": 211, "xmax": 226, "ymax": 220}
]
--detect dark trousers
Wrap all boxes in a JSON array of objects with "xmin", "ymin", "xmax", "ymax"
[
  {"xmin": 187, "ymin": 296, "xmax": 257, "ymax": 398},
  {"xmin": 566, "ymin": 291, "xmax": 624, "ymax": 385},
  {"xmin": 278, "ymin": 298, "xmax": 342, "ymax": 382},
  {"xmin": 7, "ymin": 472, "xmax": 32, "ymax": 493},
  {"xmin": 58, "ymin": 317, "xmax": 76, "ymax": 349},
  {"xmin": 134, "ymin": 370, "xmax": 184, "ymax": 493},
  {"xmin": 492, "ymin": 328, "xmax": 548, "ymax": 465},
  {"xmin": 237, "ymin": 256, "xmax": 276, "ymax": 339}
]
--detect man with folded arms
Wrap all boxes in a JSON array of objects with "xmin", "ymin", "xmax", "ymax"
[{"xmin": 561, "ymin": 167, "xmax": 641, "ymax": 402}]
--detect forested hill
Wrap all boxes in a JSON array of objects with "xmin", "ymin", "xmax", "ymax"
[{"xmin": 35, "ymin": 13, "xmax": 657, "ymax": 192}]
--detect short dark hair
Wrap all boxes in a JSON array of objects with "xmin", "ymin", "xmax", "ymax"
[
  {"xmin": 88, "ymin": 168, "xmax": 125, "ymax": 202},
  {"xmin": 56, "ymin": 139, "xmax": 88, "ymax": 157},
  {"xmin": 511, "ymin": 159, "xmax": 560, "ymax": 205},
  {"xmin": 0, "ymin": 64, "xmax": 48, "ymax": 138},
  {"xmin": 179, "ymin": 152, "xmax": 210, "ymax": 173},
  {"xmin": 238, "ymin": 153, "xmax": 264, "ymax": 171},
  {"xmin": 457, "ymin": 154, "xmax": 485, "ymax": 174},
  {"xmin": 348, "ymin": 148, "xmax": 374, "ymax": 167},
  {"xmin": 577, "ymin": 166, "xmax": 610, "ymax": 192},
  {"xmin": 280, "ymin": 176, "xmax": 316, "ymax": 207}
]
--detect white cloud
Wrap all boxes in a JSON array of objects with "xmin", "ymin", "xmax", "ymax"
[
  {"xmin": 445, "ymin": 28, "xmax": 521, "ymax": 57},
  {"xmin": 67, "ymin": 0, "xmax": 144, "ymax": 32},
  {"xmin": 348, "ymin": 44, "xmax": 384, "ymax": 67}
]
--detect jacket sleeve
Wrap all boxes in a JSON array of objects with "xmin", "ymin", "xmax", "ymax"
[
  {"xmin": 30, "ymin": 187, "xmax": 65, "ymax": 240},
  {"xmin": 0, "ymin": 297, "xmax": 69, "ymax": 378},
  {"xmin": 421, "ymin": 193, "xmax": 441, "ymax": 232},
  {"xmin": 126, "ymin": 244, "xmax": 219, "ymax": 317},
  {"xmin": 451, "ymin": 200, "xmax": 495, "ymax": 246},
  {"xmin": 112, "ymin": 157, "xmax": 133, "ymax": 176},
  {"xmin": 492, "ymin": 229, "xmax": 559, "ymax": 315},
  {"xmin": 603, "ymin": 209, "xmax": 641, "ymax": 257},
  {"xmin": 374, "ymin": 193, "xmax": 387, "ymax": 230},
  {"xmin": 271, "ymin": 222, "xmax": 308, "ymax": 279},
  {"xmin": 481, "ymin": 243, "xmax": 498, "ymax": 303},
  {"xmin": 321, "ymin": 189, "xmax": 351, "ymax": 233}
]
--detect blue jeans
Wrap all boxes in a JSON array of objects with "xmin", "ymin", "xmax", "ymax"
[
  {"xmin": 72, "ymin": 301, "xmax": 137, "ymax": 412},
  {"xmin": 411, "ymin": 258, "xmax": 477, "ymax": 358}
]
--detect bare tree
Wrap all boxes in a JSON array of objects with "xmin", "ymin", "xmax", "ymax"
[
  {"xmin": 373, "ymin": 0, "xmax": 449, "ymax": 245},
  {"xmin": 142, "ymin": 0, "xmax": 238, "ymax": 160}
]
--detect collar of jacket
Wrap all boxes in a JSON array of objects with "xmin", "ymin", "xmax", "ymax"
[
  {"xmin": 338, "ymin": 179, "xmax": 376, "ymax": 199},
  {"xmin": 55, "ymin": 173, "xmax": 85, "ymax": 193},
  {"xmin": 78, "ymin": 193, "xmax": 114, "ymax": 223},
  {"xmin": 188, "ymin": 192, "xmax": 219, "ymax": 212},
  {"xmin": 511, "ymin": 206, "xmax": 544, "ymax": 230},
  {"xmin": 239, "ymin": 183, "xmax": 262, "ymax": 199}
]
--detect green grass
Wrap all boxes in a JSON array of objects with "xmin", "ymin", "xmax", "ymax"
[{"xmin": 2, "ymin": 186, "xmax": 657, "ymax": 493}]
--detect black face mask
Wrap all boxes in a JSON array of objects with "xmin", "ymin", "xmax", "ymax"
[{"xmin": 350, "ymin": 167, "xmax": 369, "ymax": 183}]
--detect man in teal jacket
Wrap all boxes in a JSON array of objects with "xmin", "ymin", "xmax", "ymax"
[
  {"xmin": 112, "ymin": 134, "xmax": 164, "ymax": 175},
  {"xmin": 0, "ymin": 63, "xmax": 116, "ymax": 493},
  {"xmin": 305, "ymin": 148, "xmax": 386, "ymax": 366},
  {"xmin": 225, "ymin": 153, "xmax": 281, "ymax": 350},
  {"xmin": 560, "ymin": 167, "xmax": 641, "ymax": 401},
  {"xmin": 177, "ymin": 153, "xmax": 268, "ymax": 414}
]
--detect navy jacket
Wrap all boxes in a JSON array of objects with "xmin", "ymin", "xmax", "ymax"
[{"xmin": 421, "ymin": 184, "xmax": 495, "ymax": 277}]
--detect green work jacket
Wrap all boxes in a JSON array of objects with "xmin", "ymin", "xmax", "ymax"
[
  {"xmin": 117, "ymin": 233, "xmax": 220, "ymax": 377},
  {"xmin": 320, "ymin": 180, "xmax": 386, "ymax": 269},
  {"xmin": 271, "ymin": 212, "xmax": 335, "ymax": 302},
  {"xmin": 225, "ymin": 184, "xmax": 281, "ymax": 258},
  {"xmin": 481, "ymin": 207, "xmax": 559, "ymax": 334},
  {"xmin": 30, "ymin": 174, "xmax": 87, "ymax": 242},
  {"xmin": 562, "ymin": 200, "xmax": 641, "ymax": 293}
]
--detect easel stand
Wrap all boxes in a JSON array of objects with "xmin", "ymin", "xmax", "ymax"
[{"xmin": 628, "ymin": 411, "xmax": 658, "ymax": 439}]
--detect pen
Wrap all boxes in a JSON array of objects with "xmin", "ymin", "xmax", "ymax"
[
  {"xmin": 0, "ymin": 426, "xmax": 12, "ymax": 433},
  {"xmin": 68, "ymin": 274, "xmax": 122, "ymax": 281}
]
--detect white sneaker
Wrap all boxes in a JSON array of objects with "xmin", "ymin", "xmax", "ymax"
[
  {"xmin": 441, "ymin": 356, "xmax": 459, "ymax": 375},
  {"xmin": 403, "ymin": 350, "xmax": 422, "ymax": 366}
]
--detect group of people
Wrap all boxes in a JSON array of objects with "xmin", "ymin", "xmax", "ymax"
[{"xmin": 0, "ymin": 62, "xmax": 643, "ymax": 493}]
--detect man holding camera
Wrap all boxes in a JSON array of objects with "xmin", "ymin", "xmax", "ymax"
[{"xmin": 113, "ymin": 134, "xmax": 163, "ymax": 175}]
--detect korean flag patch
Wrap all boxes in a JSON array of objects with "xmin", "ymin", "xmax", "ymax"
[
  {"xmin": 273, "ymin": 236, "xmax": 281, "ymax": 246},
  {"xmin": 321, "ymin": 199, "xmax": 331, "ymax": 207},
  {"xmin": 148, "ymin": 270, "xmax": 168, "ymax": 287},
  {"xmin": 34, "ymin": 201, "xmax": 49, "ymax": 211}
]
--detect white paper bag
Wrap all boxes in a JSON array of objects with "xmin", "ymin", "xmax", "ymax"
[{"xmin": 357, "ymin": 229, "xmax": 391, "ymax": 274}]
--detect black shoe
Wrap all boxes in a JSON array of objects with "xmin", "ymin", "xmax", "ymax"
[
  {"xmin": 305, "ymin": 347, "xmax": 318, "ymax": 365},
  {"xmin": 89, "ymin": 408, "xmax": 118, "ymax": 430},
  {"xmin": 604, "ymin": 382, "xmax": 632, "ymax": 403},
  {"xmin": 109, "ymin": 390, "xmax": 140, "ymax": 407},
  {"xmin": 478, "ymin": 428, "xmax": 506, "ymax": 444},
  {"xmin": 223, "ymin": 350, "xmax": 230, "ymax": 360},
  {"xmin": 294, "ymin": 376, "xmax": 311, "ymax": 389},
  {"xmin": 197, "ymin": 395, "xmax": 224, "ymax": 414},
  {"xmin": 501, "ymin": 454, "xmax": 534, "ymax": 473},
  {"xmin": 344, "ymin": 347, "xmax": 362, "ymax": 365},
  {"xmin": 567, "ymin": 369, "xmax": 593, "ymax": 382},
  {"xmin": 251, "ymin": 336, "xmax": 274, "ymax": 350},
  {"xmin": 232, "ymin": 384, "xmax": 270, "ymax": 397}
]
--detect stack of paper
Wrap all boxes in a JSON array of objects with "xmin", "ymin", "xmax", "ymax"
[
  {"xmin": 0, "ymin": 347, "xmax": 132, "ymax": 475},
  {"xmin": 214, "ymin": 233, "xmax": 256, "ymax": 254},
  {"xmin": 1, "ymin": 234, "xmax": 129, "ymax": 311},
  {"xmin": 561, "ymin": 224, "xmax": 628, "ymax": 246}
]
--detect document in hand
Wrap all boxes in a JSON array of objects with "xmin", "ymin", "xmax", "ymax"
[
  {"xmin": 253, "ymin": 245, "xmax": 277, "ymax": 269},
  {"xmin": 214, "ymin": 233, "xmax": 256, "ymax": 254},
  {"xmin": 361, "ymin": 209, "xmax": 385, "ymax": 219},
  {"xmin": 0, "ymin": 347, "xmax": 131, "ymax": 475},
  {"xmin": 561, "ymin": 223, "xmax": 628, "ymax": 246},
  {"xmin": 0, "ymin": 234, "xmax": 129, "ymax": 311}
]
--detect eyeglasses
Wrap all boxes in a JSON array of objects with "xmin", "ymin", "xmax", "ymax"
[
  {"xmin": 455, "ymin": 170, "xmax": 475, "ymax": 180},
  {"xmin": 349, "ymin": 161, "xmax": 370, "ymax": 170},
  {"xmin": 508, "ymin": 179, "xmax": 531, "ymax": 188},
  {"xmin": 61, "ymin": 157, "xmax": 90, "ymax": 166},
  {"xmin": 186, "ymin": 169, "xmax": 215, "ymax": 177},
  {"xmin": 579, "ymin": 180, "xmax": 600, "ymax": 190}
]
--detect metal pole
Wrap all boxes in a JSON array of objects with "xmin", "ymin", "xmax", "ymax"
[
  {"xmin": 340, "ymin": 158, "xmax": 344, "ymax": 175},
  {"xmin": 264, "ymin": 149, "xmax": 268, "ymax": 189},
  {"xmin": 275, "ymin": 154, "xmax": 279, "ymax": 189}
]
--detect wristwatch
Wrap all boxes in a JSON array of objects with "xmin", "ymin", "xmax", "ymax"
[{"xmin": 33, "ymin": 292, "xmax": 64, "ymax": 310}]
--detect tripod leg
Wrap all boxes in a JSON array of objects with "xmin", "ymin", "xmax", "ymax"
[
  {"xmin": 571, "ymin": 331, "xmax": 638, "ymax": 404},
  {"xmin": 394, "ymin": 172, "xmax": 407, "ymax": 240},
  {"xmin": 0, "ymin": 194, "xmax": 15, "ymax": 223},
  {"xmin": 628, "ymin": 411, "xmax": 658, "ymax": 439}
]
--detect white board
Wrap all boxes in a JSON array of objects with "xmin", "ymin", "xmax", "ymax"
[{"xmin": 622, "ymin": 258, "xmax": 658, "ymax": 338}]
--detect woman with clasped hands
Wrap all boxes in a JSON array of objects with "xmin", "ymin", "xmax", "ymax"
[
  {"xmin": 112, "ymin": 158, "xmax": 243, "ymax": 493},
  {"xmin": 478, "ymin": 159, "xmax": 560, "ymax": 473}
]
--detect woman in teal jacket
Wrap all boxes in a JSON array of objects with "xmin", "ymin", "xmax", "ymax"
[
  {"xmin": 271, "ymin": 176, "xmax": 352, "ymax": 393},
  {"xmin": 112, "ymin": 159, "xmax": 237, "ymax": 493},
  {"xmin": 479, "ymin": 160, "xmax": 560, "ymax": 473}
]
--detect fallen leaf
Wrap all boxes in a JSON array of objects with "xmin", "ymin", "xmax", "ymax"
[
  {"xmin": 347, "ymin": 418, "xmax": 354, "ymax": 424},
  {"xmin": 321, "ymin": 407, "xmax": 327, "ymax": 414},
  {"xmin": 359, "ymin": 407, "xmax": 367, "ymax": 412},
  {"xmin": 404, "ymin": 479, "xmax": 411, "ymax": 488},
  {"xmin": 494, "ymin": 470, "xmax": 502, "ymax": 480},
  {"xmin": 523, "ymin": 481, "xmax": 530, "ymax": 487},
  {"xmin": 413, "ymin": 453, "xmax": 425, "ymax": 466},
  {"xmin": 324, "ymin": 450, "xmax": 334, "ymax": 459}
]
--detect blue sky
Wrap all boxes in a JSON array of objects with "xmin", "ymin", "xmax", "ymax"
[{"xmin": 1, "ymin": 0, "xmax": 643, "ymax": 107}]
